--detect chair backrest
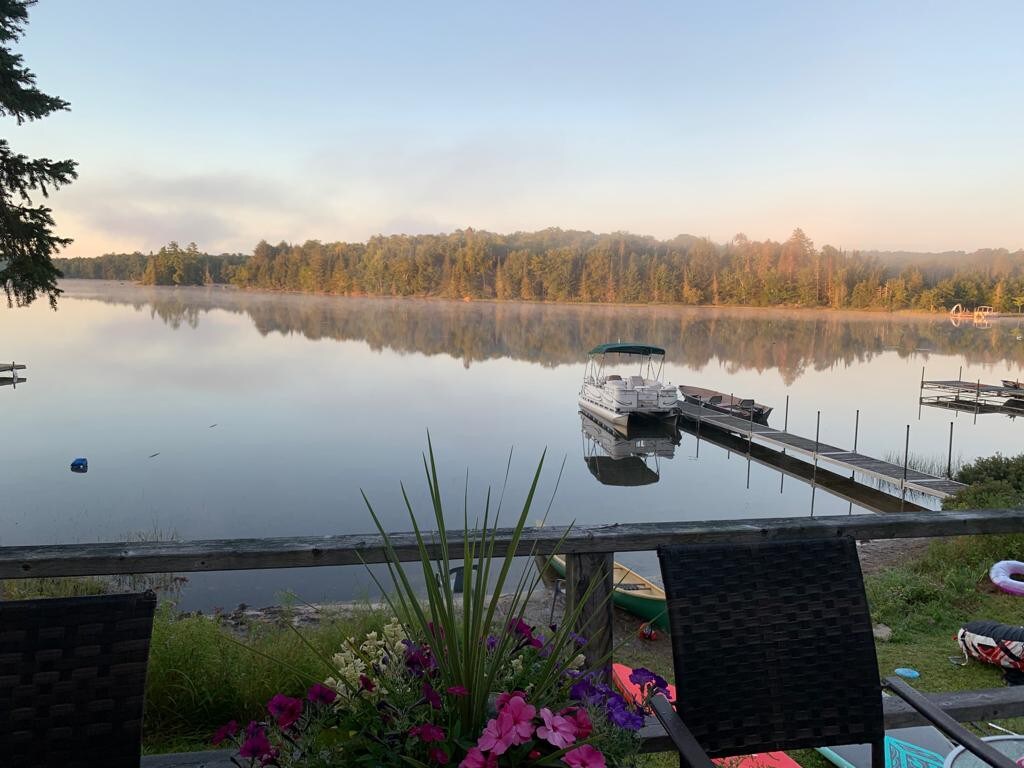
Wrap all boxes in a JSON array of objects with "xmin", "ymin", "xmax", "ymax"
[
  {"xmin": 657, "ymin": 538, "xmax": 883, "ymax": 757},
  {"xmin": 0, "ymin": 591, "xmax": 157, "ymax": 767}
]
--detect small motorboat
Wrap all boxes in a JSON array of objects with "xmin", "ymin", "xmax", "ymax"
[
  {"xmin": 577, "ymin": 343, "xmax": 678, "ymax": 431},
  {"xmin": 678, "ymin": 385, "xmax": 773, "ymax": 424},
  {"xmin": 1002, "ymin": 379, "xmax": 1022, "ymax": 390},
  {"xmin": 547, "ymin": 553, "xmax": 668, "ymax": 630}
]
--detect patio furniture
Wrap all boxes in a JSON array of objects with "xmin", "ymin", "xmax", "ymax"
[
  {"xmin": 652, "ymin": 538, "xmax": 1017, "ymax": 768},
  {"xmin": 0, "ymin": 591, "xmax": 157, "ymax": 767}
]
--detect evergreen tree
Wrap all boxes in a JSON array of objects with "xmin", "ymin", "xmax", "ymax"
[{"xmin": 1, "ymin": 0, "xmax": 77, "ymax": 308}]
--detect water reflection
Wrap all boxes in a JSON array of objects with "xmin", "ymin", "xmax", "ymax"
[
  {"xmin": 580, "ymin": 412, "xmax": 679, "ymax": 486},
  {"xmin": 62, "ymin": 281, "xmax": 1024, "ymax": 384}
]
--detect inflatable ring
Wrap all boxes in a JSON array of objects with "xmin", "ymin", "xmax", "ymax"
[{"xmin": 990, "ymin": 560, "xmax": 1024, "ymax": 596}]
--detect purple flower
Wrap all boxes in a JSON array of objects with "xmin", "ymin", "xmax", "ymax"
[
  {"xmin": 267, "ymin": 693, "xmax": 303, "ymax": 728},
  {"xmin": 423, "ymin": 681, "xmax": 442, "ymax": 709},
  {"xmin": 404, "ymin": 640, "xmax": 437, "ymax": 677},
  {"xmin": 359, "ymin": 674, "xmax": 376, "ymax": 692},
  {"xmin": 211, "ymin": 719, "xmax": 237, "ymax": 745},
  {"xmin": 239, "ymin": 722, "xmax": 272, "ymax": 758},
  {"xmin": 569, "ymin": 678, "xmax": 598, "ymax": 705},
  {"xmin": 606, "ymin": 696, "xmax": 644, "ymax": 731},
  {"xmin": 307, "ymin": 682, "xmax": 338, "ymax": 704},
  {"xmin": 628, "ymin": 667, "xmax": 669, "ymax": 695},
  {"xmin": 486, "ymin": 635, "xmax": 498, "ymax": 651}
]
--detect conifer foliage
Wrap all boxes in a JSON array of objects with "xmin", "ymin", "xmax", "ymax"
[{"xmin": 0, "ymin": 0, "xmax": 76, "ymax": 308}]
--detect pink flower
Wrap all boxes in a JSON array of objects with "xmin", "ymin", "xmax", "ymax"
[
  {"xmin": 503, "ymin": 695, "xmax": 537, "ymax": 744},
  {"xmin": 537, "ymin": 707, "xmax": 577, "ymax": 749},
  {"xmin": 495, "ymin": 690, "xmax": 527, "ymax": 710},
  {"xmin": 428, "ymin": 746, "xmax": 450, "ymax": 764},
  {"xmin": 477, "ymin": 712, "xmax": 517, "ymax": 755},
  {"xmin": 239, "ymin": 722, "xmax": 272, "ymax": 759},
  {"xmin": 211, "ymin": 719, "xmax": 237, "ymax": 745},
  {"xmin": 459, "ymin": 747, "xmax": 498, "ymax": 768},
  {"xmin": 529, "ymin": 750, "xmax": 542, "ymax": 760},
  {"xmin": 359, "ymin": 674, "xmax": 376, "ymax": 692},
  {"xmin": 562, "ymin": 744, "xmax": 607, "ymax": 768},
  {"xmin": 410, "ymin": 723, "xmax": 446, "ymax": 743},
  {"xmin": 423, "ymin": 681, "xmax": 442, "ymax": 709},
  {"xmin": 561, "ymin": 706, "xmax": 593, "ymax": 739},
  {"xmin": 447, "ymin": 685, "xmax": 469, "ymax": 697},
  {"xmin": 307, "ymin": 682, "xmax": 337, "ymax": 704},
  {"xmin": 267, "ymin": 693, "xmax": 303, "ymax": 728}
]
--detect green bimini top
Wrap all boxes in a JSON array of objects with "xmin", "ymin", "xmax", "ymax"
[{"xmin": 588, "ymin": 343, "xmax": 665, "ymax": 356}]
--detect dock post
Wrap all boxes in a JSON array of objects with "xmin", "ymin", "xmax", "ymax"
[
  {"xmin": 901, "ymin": 424, "xmax": 910, "ymax": 510},
  {"xmin": 956, "ymin": 365, "xmax": 963, "ymax": 403},
  {"xmin": 784, "ymin": 395, "xmax": 789, "ymax": 433},
  {"xmin": 10, "ymin": 361, "xmax": 14, "ymax": 390},
  {"xmin": 974, "ymin": 379, "xmax": 981, "ymax": 425},
  {"xmin": 918, "ymin": 366, "xmax": 924, "ymax": 419},
  {"xmin": 812, "ymin": 410, "xmax": 820, "ymax": 492},
  {"xmin": 947, "ymin": 421, "xmax": 954, "ymax": 479},
  {"xmin": 851, "ymin": 409, "xmax": 860, "ymax": 479}
]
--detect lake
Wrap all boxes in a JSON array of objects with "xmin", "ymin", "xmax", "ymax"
[{"xmin": 3, "ymin": 281, "xmax": 1023, "ymax": 609}]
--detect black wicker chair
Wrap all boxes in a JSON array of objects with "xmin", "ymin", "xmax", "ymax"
[
  {"xmin": 653, "ymin": 538, "xmax": 1016, "ymax": 768},
  {"xmin": 0, "ymin": 591, "xmax": 157, "ymax": 767}
]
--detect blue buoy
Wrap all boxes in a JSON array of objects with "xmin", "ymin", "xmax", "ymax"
[
  {"xmin": 70, "ymin": 457, "xmax": 88, "ymax": 473},
  {"xmin": 894, "ymin": 667, "xmax": 920, "ymax": 679}
]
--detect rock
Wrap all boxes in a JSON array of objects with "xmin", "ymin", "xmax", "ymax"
[{"xmin": 873, "ymin": 623, "xmax": 893, "ymax": 642}]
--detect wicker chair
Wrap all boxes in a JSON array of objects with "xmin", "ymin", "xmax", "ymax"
[
  {"xmin": 653, "ymin": 538, "xmax": 1016, "ymax": 768},
  {"xmin": 0, "ymin": 591, "xmax": 157, "ymax": 767}
]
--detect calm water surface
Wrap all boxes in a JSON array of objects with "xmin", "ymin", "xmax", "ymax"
[{"xmin": 4, "ymin": 281, "xmax": 1023, "ymax": 608}]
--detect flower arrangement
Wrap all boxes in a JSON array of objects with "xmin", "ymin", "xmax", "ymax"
[{"xmin": 214, "ymin": 441, "xmax": 663, "ymax": 767}]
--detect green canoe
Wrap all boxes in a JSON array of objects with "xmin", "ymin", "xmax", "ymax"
[{"xmin": 548, "ymin": 554, "xmax": 668, "ymax": 631}]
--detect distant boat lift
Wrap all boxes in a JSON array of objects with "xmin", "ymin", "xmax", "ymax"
[{"xmin": 0, "ymin": 362, "xmax": 26, "ymax": 389}]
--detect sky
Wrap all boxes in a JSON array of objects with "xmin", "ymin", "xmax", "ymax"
[{"xmin": 11, "ymin": 1, "xmax": 1024, "ymax": 257}]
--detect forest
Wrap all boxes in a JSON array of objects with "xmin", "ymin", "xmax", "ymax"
[{"xmin": 53, "ymin": 229, "xmax": 1024, "ymax": 312}]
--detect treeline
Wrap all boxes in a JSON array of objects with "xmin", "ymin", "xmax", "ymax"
[
  {"xmin": 56, "ymin": 242, "xmax": 248, "ymax": 286},
  {"xmin": 55, "ymin": 228, "xmax": 1024, "ymax": 312}
]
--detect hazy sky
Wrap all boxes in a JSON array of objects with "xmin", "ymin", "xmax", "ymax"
[{"xmin": 12, "ymin": 1, "xmax": 1024, "ymax": 256}]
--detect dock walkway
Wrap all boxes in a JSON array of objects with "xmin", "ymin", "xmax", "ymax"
[
  {"xmin": 920, "ymin": 379, "xmax": 1024, "ymax": 418},
  {"xmin": 676, "ymin": 401, "xmax": 966, "ymax": 499}
]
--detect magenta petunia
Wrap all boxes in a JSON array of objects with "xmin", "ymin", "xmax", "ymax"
[
  {"xmin": 562, "ymin": 744, "xmax": 607, "ymax": 768},
  {"xmin": 211, "ymin": 719, "xmax": 238, "ymax": 745},
  {"xmin": 537, "ymin": 707, "xmax": 577, "ymax": 749},
  {"xmin": 477, "ymin": 711, "xmax": 517, "ymax": 755},
  {"xmin": 446, "ymin": 685, "xmax": 469, "ymax": 697},
  {"xmin": 359, "ymin": 674, "xmax": 376, "ymax": 692},
  {"xmin": 238, "ymin": 722, "xmax": 272, "ymax": 759},
  {"xmin": 503, "ymin": 695, "xmax": 537, "ymax": 744},
  {"xmin": 560, "ymin": 706, "xmax": 593, "ymax": 739},
  {"xmin": 428, "ymin": 745, "xmax": 450, "ymax": 765},
  {"xmin": 267, "ymin": 693, "xmax": 303, "ymax": 728},
  {"xmin": 409, "ymin": 722, "xmax": 446, "ymax": 743},
  {"xmin": 422, "ymin": 681, "xmax": 442, "ymax": 709},
  {"xmin": 307, "ymin": 682, "xmax": 338, "ymax": 704},
  {"xmin": 495, "ymin": 690, "xmax": 527, "ymax": 710}
]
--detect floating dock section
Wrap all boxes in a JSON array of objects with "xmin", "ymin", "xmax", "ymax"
[
  {"xmin": 920, "ymin": 379, "xmax": 1024, "ymax": 417},
  {"xmin": 676, "ymin": 400, "xmax": 966, "ymax": 499},
  {"xmin": 0, "ymin": 362, "xmax": 26, "ymax": 388}
]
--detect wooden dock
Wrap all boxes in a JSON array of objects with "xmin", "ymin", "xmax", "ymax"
[
  {"xmin": 676, "ymin": 400, "xmax": 966, "ymax": 499},
  {"xmin": 0, "ymin": 362, "xmax": 26, "ymax": 388}
]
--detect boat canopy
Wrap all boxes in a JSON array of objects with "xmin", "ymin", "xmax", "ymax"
[{"xmin": 588, "ymin": 343, "xmax": 665, "ymax": 357}]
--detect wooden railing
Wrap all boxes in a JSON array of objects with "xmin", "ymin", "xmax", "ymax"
[{"xmin": 5, "ymin": 507, "xmax": 1024, "ymax": 764}]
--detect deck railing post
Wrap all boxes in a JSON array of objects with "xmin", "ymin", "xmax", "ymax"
[
  {"xmin": 783, "ymin": 395, "xmax": 789, "ymax": 432},
  {"xmin": 902, "ymin": 424, "xmax": 911, "ymax": 509},
  {"xmin": 947, "ymin": 421, "xmax": 954, "ymax": 479},
  {"xmin": 565, "ymin": 551, "xmax": 614, "ymax": 681}
]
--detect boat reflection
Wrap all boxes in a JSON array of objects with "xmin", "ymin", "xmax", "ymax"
[{"xmin": 580, "ymin": 411, "xmax": 679, "ymax": 487}]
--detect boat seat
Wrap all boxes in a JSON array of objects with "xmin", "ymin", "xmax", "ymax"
[
  {"xmin": 607, "ymin": 374, "xmax": 622, "ymax": 381},
  {"xmin": 739, "ymin": 398, "xmax": 754, "ymax": 408},
  {"xmin": 628, "ymin": 375, "xmax": 646, "ymax": 388},
  {"xmin": 708, "ymin": 395, "xmax": 723, "ymax": 405}
]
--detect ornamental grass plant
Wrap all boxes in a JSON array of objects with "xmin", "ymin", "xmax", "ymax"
[{"xmin": 214, "ymin": 441, "xmax": 661, "ymax": 767}]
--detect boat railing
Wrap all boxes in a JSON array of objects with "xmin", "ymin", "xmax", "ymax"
[{"xmin": 5, "ymin": 508, "xmax": 1024, "ymax": 758}]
